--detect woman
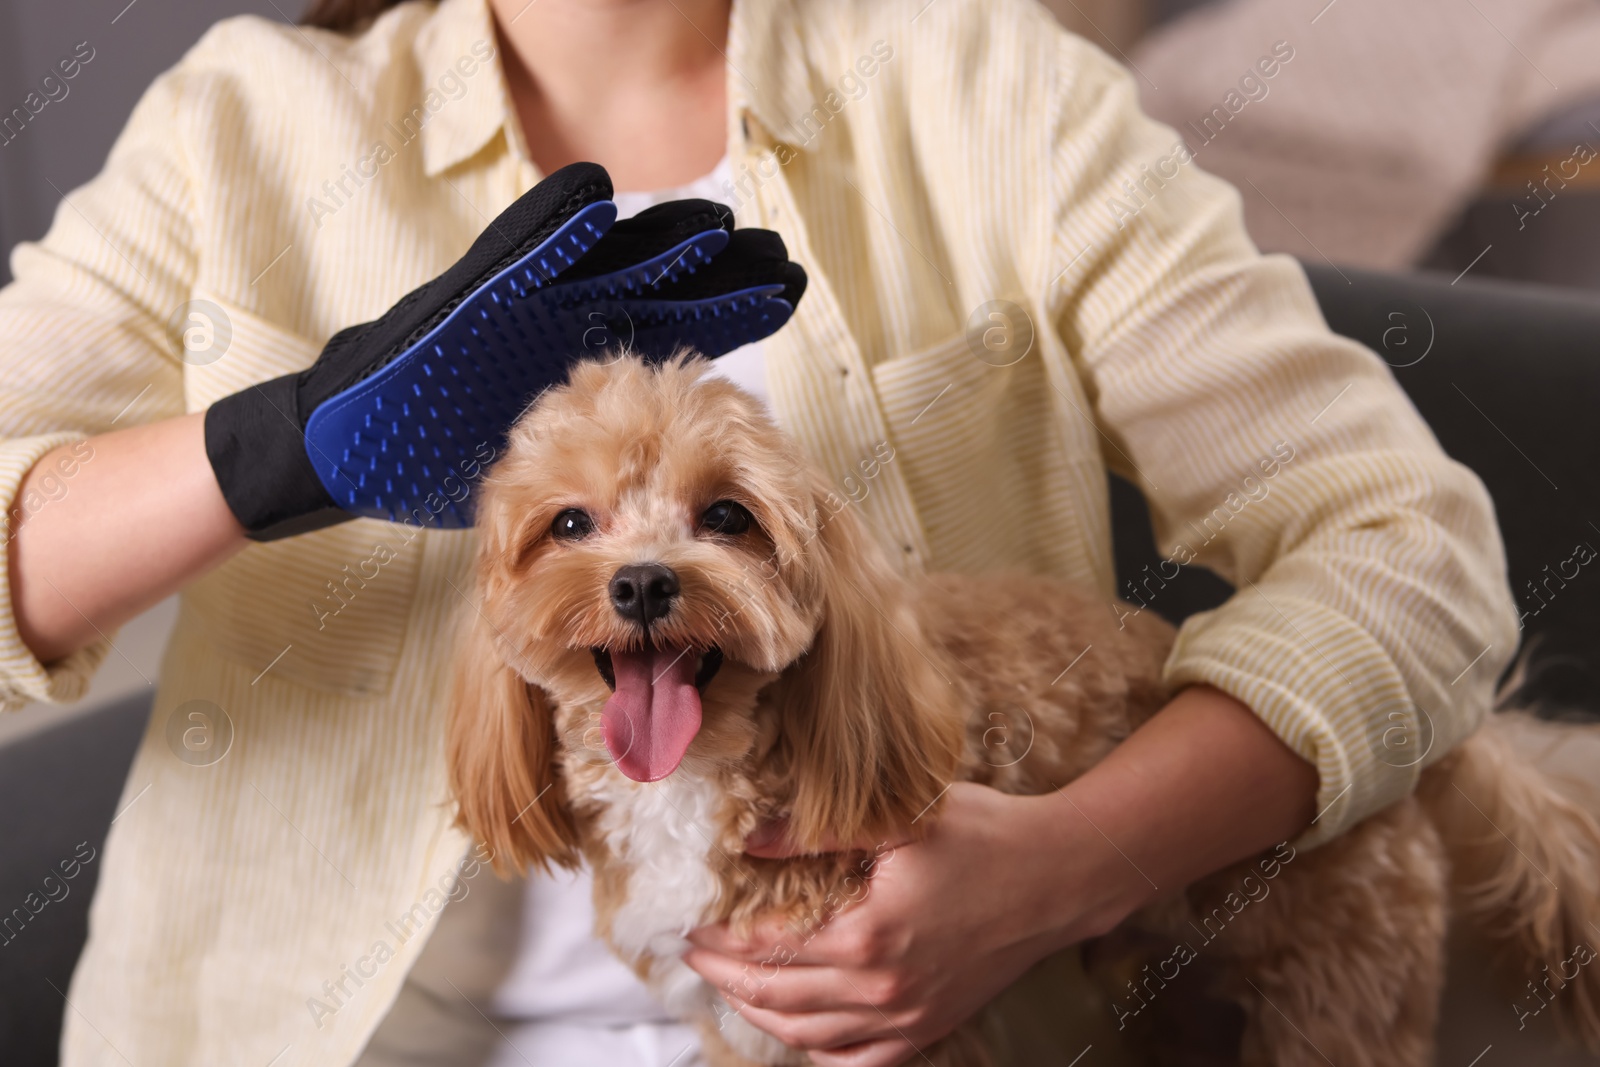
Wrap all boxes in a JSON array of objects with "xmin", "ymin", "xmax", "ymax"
[{"xmin": 0, "ymin": 0, "xmax": 1518, "ymax": 1064}]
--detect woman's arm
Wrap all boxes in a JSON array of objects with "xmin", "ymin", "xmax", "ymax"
[
  {"xmin": 8, "ymin": 413, "xmax": 245, "ymax": 664},
  {"xmin": 686, "ymin": 685, "xmax": 1315, "ymax": 1067},
  {"xmin": 0, "ymin": 60, "xmax": 206, "ymax": 699},
  {"xmin": 1041, "ymin": 19, "xmax": 1519, "ymax": 845}
]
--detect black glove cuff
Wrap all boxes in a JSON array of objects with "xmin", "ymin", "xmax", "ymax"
[{"xmin": 204, "ymin": 375, "xmax": 348, "ymax": 542}]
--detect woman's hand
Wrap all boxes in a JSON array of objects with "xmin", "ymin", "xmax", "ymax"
[
  {"xmin": 684, "ymin": 782, "xmax": 1150, "ymax": 1067},
  {"xmin": 683, "ymin": 686, "xmax": 1318, "ymax": 1067},
  {"xmin": 204, "ymin": 163, "xmax": 804, "ymax": 542}
]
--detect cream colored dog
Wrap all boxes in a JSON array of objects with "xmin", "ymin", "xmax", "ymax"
[{"xmin": 448, "ymin": 355, "xmax": 1600, "ymax": 1066}]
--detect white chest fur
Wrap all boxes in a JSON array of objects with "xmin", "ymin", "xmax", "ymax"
[
  {"xmin": 589, "ymin": 769, "xmax": 797, "ymax": 1063},
  {"xmin": 594, "ymin": 769, "xmax": 727, "ymax": 964}
]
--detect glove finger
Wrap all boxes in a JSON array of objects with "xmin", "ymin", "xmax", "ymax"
[
  {"xmin": 578, "ymin": 281, "xmax": 799, "ymax": 360},
  {"xmin": 452, "ymin": 160, "xmax": 615, "ymax": 284},
  {"xmin": 625, "ymin": 292, "xmax": 798, "ymax": 359},
  {"xmin": 564, "ymin": 198, "xmax": 735, "ymax": 280},
  {"xmin": 553, "ymin": 227, "xmax": 806, "ymax": 349},
  {"xmin": 648, "ymin": 228, "xmax": 808, "ymax": 309}
]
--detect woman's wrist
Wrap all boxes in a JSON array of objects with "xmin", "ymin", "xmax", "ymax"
[
  {"xmin": 10, "ymin": 412, "xmax": 247, "ymax": 662},
  {"xmin": 1001, "ymin": 787, "xmax": 1161, "ymax": 959},
  {"xmin": 1008, "ymin": 684, "xmax": 1319, "ymax": 958}
]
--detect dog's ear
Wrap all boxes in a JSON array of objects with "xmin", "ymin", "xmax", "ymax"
[
  {"xmin": 768, "ymin": 483, "xmax": 966, "ymax": 853},
  {"xmin": 446, "ymin": 614, "xmax": 581, "ymax": 875}
]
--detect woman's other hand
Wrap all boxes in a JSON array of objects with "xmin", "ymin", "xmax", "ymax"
[
  {"xmin": 683, "ymin": 686, "xmax": 1317, "ymax": 1067},
  {"xmin": 684, "ymin": 782, "xmax": 1144, "ymax": 1067}
]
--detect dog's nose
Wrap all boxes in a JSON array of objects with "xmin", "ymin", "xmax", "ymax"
[{"xmin": 609, "ymin": 563, "xmax": 680, "ymax": 625}]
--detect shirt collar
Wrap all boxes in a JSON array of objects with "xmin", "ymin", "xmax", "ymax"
[
  {"xmin": 727, "ymin": 0, "xmax": 825, "ymax": 153},
  {"xmin": 412, "ymin": 0, "xmax": 515, "ymax": 177}
]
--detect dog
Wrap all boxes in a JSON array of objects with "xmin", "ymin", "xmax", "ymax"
[{"xmin": 447, "ymin": 354, "xmax": 1600, "ymax": 1066}]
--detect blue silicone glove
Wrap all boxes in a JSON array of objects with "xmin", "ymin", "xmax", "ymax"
[{"xmin": 204, "ymin": 161, "xmax": 805, "ymax": 540}]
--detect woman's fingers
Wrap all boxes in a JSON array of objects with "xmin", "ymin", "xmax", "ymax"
[
  {"xmin": 691, "ymin": 912, "xmax": 905, "ymax": 971},
  {"xmin": 808, "ymin": 1038, "xmax": 921, "ymax": 1067},
  {"xmin": 726, "ymin": 997, "xmax": 924, "ymax": 1067},
  {"xmin": 721, "ymin": 998, "xmax": 903, "ymax": 1053},
  {"xmin": 684, "ymin": 950, "xmax": 899, "ymax": 1013},
  {"xmin": 687, "ymin": 905, "xmax": 889, "ymax": 968},
  {"xmin": 685, "ymin": 914, "xmax": 804, "ymax": 961}
]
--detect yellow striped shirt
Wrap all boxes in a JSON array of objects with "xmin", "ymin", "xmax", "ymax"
[{"xmin": 0, "ymin": 0, "xmax": 1518, "ymax": 1062}]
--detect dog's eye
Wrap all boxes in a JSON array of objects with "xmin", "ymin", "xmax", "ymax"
[
  {"xmin": 699, "ymin": 500, "xmax": 753, "ymax": 536},
  {"xmin": 551, "ymin": 509, "xmax": 595, "ymax": 541}
]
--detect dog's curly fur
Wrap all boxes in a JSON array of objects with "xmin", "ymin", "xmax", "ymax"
[{"xmin": 448, "ymin": 355, "xmax": 1600, "ymax": 1066}]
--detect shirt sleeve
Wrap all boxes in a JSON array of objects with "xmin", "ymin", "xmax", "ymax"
[
  {"xmin": 0, "ymin": 63, "xmax": 192, "ymax": 711},
  {"xmin": 1042, "ymin": 32, "xmax": 1522, "ymax": 847}
]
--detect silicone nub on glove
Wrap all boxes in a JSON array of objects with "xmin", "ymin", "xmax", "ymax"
[{"xmin": 204, "ymin": 162, "xmax": 806, "ymax": 540}]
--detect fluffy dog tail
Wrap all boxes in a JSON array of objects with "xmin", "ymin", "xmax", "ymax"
[{"xmin": 1418, "ymin": 714, "xmax": 1600, "ymax": 1047}]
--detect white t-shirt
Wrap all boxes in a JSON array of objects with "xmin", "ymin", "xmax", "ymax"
[{"xmin": 482, "ymin": 158, "xmax": 773, "ymax": 1065}]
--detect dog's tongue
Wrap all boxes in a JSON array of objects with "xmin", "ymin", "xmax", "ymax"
[{"xmin": 602, "ymin": 645, "xmax": 702, "ymax": 782}]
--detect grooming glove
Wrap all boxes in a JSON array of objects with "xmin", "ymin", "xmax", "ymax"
[{"xmin": 204, "ymin": 161, "xmax": 806, "ymax": 540}]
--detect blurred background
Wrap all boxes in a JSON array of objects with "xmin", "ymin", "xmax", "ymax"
[{"xmin": 2, "ymin": 0, "xmax": 1598, "ymax": 1064}]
